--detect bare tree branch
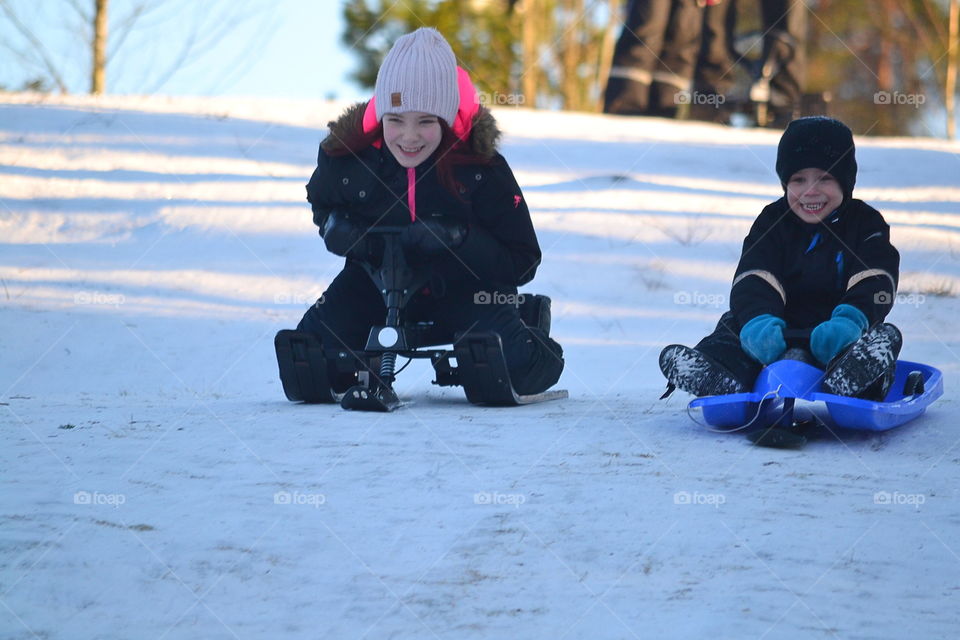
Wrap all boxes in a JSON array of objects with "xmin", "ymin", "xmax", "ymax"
[
  {"xmin": 108, "ymin": 1, "xmax": 165, "ymax": 62},
  {"xmin": 65, "ymin": 0, "xmax": 91, "ymax": 22},
  {"xmin": 0, "ymin": 0, "xmax": 280, "ymax": 96},
  {"xmin": 0, "ymin": 0, "xmax": 70, "ymax": 93},
  {"xmin": 64, "ymin": 0, "xmax": 93, "ymax": 45},
  {"xmin": 143, "ymin": 0, "xmax": 274, "ymax": 94}
]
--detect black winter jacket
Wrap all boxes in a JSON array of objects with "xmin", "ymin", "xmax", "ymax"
[
  {"xmin": 305, "ymin": 103, "xmax": 541, "ymax": 290},
  {"xmin": 730, "ymin": 198, "xmax": 900, "ymax": 329}
]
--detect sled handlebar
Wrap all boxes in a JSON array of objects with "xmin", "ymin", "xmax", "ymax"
[{"xmin": 362, "ymin": 225, "xmax": 407, "ymax": 235}]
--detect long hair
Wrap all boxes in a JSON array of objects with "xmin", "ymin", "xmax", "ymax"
[
  {"xmin": 323, "ymin": 110, "xmax": 493, "ymax": 199},
  {"xmin": 433, "ymin": 118, "xmax": 493, "ymax": 197}
]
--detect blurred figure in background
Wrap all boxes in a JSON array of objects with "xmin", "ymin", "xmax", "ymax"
[
  {"xmin": 603, "ymin": 0, "xmax": 709, "ymax": 118},
  {"xmin": 604, "ymin": 0, "xmax": 808, "ymax": 126},
  {"xmin": 750, "ymin": 0, "xmax": 807, "ymax": 126},
  {"xmin": 691, "ymin": 0, "xmax": 738, "ymax": 122}
]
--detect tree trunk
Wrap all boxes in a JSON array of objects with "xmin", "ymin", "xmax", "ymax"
[
  {"xmin": 91, "ymin": 0, "xmax": 109, "ymax": 94},
  {"xmin": 948, "ymin": 0, "xmax": 959, "ymax": 139},
  {"xmin": 520, "ymin": 0, "xmax": 539, "ymax": 108},
  {"xmin": 560, "ymin": 0, "xmax": 585, "ymax": 110}
]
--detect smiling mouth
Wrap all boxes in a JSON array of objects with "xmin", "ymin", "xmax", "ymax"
[
  {"xmin": 399, "ymin": 145, "xmax": 424, "ymax": 155},
  {"xmin": 800, "ymin": 202, "xmax": 826, "ymax": 212}
]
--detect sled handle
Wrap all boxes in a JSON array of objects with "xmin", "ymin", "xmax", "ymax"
[{"xmin": 363, "ymin": 225, "xmax": 407, "ymax": 235}]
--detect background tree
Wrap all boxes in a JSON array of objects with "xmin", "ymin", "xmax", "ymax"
[
  {"xmin": 344, "ymin": 0, "xmax": 957, "ymax": 136},
  {"xmin": 342, "ymin": 0, "xmax": 617, "ymax": 111},
  {"xmin": 92, "ymin": 0, "xmax": 108, "ymax": 94},
  {"xmin": 948, "ymin": 0, "xmax": 958, "ymax": 139},
  {"xmin": 800, "ymin": 0, "xmax": 953, "ymax": 136},
  {"xmin": 0, "ymin": 0, "xmax": 273, "ymax": 95},
  {"xmin": 343, "ymin": 0, "xmax": 518, "ymax": 106}
]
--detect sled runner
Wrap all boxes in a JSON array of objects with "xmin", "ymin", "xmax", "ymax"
[
  {"xmin": 276, "ymin": 227, "xmax": 567, "ymax": 412},
  {"xmin": 689, "ymin": 358, "xmax": 943, "ymax": 438}
]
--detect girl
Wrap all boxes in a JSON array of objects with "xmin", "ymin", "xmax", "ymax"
[{"xmin": 281, "ymin": 27, "xmax": 563, "ymax": 400}]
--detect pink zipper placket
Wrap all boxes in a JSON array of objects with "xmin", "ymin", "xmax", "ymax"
[
  {"xmin": 406, "ymin": 167, "xmax": 416, "ymax": 222},
  {"xmin": 407, "ymin": 166, "xmax": 427, "ymax": 295}
]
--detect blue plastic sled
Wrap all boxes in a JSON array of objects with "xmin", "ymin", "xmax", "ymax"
[{"xmin": 689, "ymin": 359, "xmax": 943, "ymax": 432}]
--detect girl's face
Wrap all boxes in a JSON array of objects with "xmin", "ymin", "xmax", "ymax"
[
  {"xmin": 382, "ymin": 111, "xmax": 443, "ymax": 168},
  {"xmin": 786, "ymin": 168, "xmax": 844, "ymax": 223}
]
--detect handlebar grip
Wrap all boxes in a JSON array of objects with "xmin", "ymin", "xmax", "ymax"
[{"xmin": 362, "ymin": 225, "xmax": 407, "ymax": 234}]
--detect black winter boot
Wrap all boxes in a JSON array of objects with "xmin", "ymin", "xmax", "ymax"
[
  {"xmin": 821, "ymin": 323, "xmax": 902, "ymax": 400},
  {"xmin": 513, "ymin": 328, "xmax": 564, "ymax": 396},
  {"xmin": 659, "ymin": 345, "xmax": 747, "ymax": 398}
]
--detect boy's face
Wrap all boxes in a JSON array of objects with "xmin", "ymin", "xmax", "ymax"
[
  {"xmin": 785, "ymin": 168, "xmax": 844, "ymax": 223},
  {"xmin": 382, "ymin": 111, "xmax": 443, "ymax": 168}
]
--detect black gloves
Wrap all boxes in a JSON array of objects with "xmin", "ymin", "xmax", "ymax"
[
  {"xmin": 318, "ymin": 211, "xmax": 466, "ymax": 266},
  {"xmin": 401, "ymin": 217, "xmax": 467, "ymax": 260},
  {"xmin": 320, "ymin": 211, "xmax": 381, "ymax": 264}
]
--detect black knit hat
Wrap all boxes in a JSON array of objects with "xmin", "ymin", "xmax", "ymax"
[{"xmin": 776, "ymin": 117, "xmax": 857, "ymax": 200}]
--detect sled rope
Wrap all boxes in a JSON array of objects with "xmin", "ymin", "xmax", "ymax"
[{"xmin": 686, "ymin": 385, "xmax": 784, "ymax": 433}]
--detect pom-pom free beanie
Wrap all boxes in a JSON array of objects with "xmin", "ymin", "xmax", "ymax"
[
  {"xmin": 374, "ymin": 27, "xmax": 459, "ymax": 126},
  {"xmin": 776, "ymin": 116, "xmax": 858, "ymax": 200}
]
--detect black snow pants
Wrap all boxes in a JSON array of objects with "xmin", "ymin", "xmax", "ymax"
[
  {"xmin": 296, "ymin": 263, "xmax": 564, "ymax": 395},
  {"xmin": 759, "ymin": 0, "xmax": 807, "ymax": 113},
  {"xmin": 604, "ymin": 0, "xmax": 705, "ymax": 116},
  {"xmin": 694, "ymin": 0, "xmax": 737, "ymax": 99}
]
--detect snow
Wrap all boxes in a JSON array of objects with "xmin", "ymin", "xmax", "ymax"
[{"xmin": 2, "ymin": 92, "xmax": 960, "ymax": 639}]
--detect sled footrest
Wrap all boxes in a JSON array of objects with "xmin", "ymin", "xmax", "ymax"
[
  {"xmin": 454, "ymin": 332, "xmax": 567, "ymax": 406},
  {"xmin": 274, "ymin": 330, "xmax": 339, "ymax": 404}
]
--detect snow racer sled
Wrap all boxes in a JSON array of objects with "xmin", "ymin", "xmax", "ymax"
[
  {"xmin": 689, "ymin": 357, "xmax": 943, "ymax": 448},
  {"xmin": 274, "ymin": 227, "xmax": 568, "ymax": 412}
]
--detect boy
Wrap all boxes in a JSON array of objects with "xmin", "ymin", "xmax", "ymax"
[{"xmin": 660, "ymin": 117, "xmax": 901, "ymax": 400}]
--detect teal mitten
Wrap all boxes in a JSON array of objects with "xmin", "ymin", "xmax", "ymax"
[
  {"xmin": 740, "ymin": 314, "xmax": 787, "ymax": 364},
  {"xmin": 810, "ymin": 304, "xmax": 868, "ymax": 366}
]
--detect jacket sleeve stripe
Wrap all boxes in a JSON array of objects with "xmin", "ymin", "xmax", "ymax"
[
  {"xmin": 608, "ymin": 66, "xmax": 653, "ymax": 85},
  {"xmin": 732, "ymin": 270, "xmax": 787, "ymax": 305},
  {"xmin": 846, "ymin": 268, "xmax": 896, "ymax": 293}
]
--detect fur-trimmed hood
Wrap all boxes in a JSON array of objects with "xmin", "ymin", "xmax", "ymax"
[
  {"xmin": 306, "ymin": 99, "xmax": 542, "ymax": 289},
  {"xmin": 320, "ymin": 101, "xmax": 501, "ymax": 160}
]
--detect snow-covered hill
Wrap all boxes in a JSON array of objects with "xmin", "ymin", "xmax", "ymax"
[{"xmin": 2, "ymin": 93, "xmax": 959, "ymax": 639}]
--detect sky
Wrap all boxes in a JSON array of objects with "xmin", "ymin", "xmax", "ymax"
[{"xmin": 0, "ymin": 0, "xmax": 366, "ymax": 101}]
